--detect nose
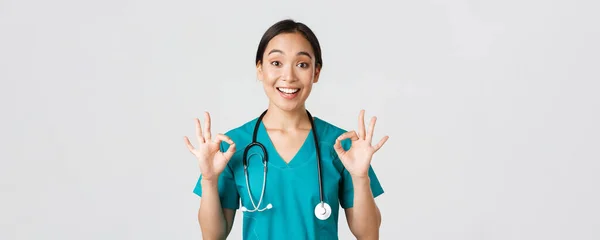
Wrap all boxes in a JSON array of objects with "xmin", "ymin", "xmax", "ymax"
[{"xmin": 280, "ymin": 64, "xmax": 298, "ymax": 82}]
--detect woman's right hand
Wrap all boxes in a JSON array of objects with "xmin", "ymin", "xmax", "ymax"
[{"xmin": 184, "ymin": 112, "xmax": 236, "ymax": 182}]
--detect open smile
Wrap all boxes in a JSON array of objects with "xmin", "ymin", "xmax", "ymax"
[
  {"xmin": 277, "ymin": 87, "xmax": 300, "ymax": 94},
  {"xmin": 276, "ymin": 87, "xmax": 300, "ymax": 99}
]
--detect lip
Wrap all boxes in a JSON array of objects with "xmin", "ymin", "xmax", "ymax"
[
  {"xmin": 276, "ymin": 87, "xmax": 301, "ymax": 93},
  {"xmin": 276, "ymin": 87, "xmax": 300, "ymax": 99}
]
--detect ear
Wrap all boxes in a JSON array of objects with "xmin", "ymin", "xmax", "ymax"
[
  {"xmin": 256, "ymin": 61, "xmax": 263, "ymax": 81},
  {"xmin": 313, "ymin": 65, "xmax": 321, "ymax": 83}
]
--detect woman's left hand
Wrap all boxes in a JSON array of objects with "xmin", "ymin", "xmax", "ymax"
[{"xmin": 334, "ymin": 110, "xmax": 389, "ymax": 178}]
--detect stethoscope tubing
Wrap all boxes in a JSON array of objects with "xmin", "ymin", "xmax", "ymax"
[{"xmin": 242, "ymin": 109, "xmax": 326, "ymax": 211}]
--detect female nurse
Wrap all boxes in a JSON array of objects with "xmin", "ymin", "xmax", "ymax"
[{"xmin": 184, "ymin": 19, "xmax": 389, "ymax": 240}]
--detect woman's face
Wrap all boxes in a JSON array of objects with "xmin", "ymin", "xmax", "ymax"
[{"xmin": 257, "ymin": 32, "xmax": 320, "ymax": 112}]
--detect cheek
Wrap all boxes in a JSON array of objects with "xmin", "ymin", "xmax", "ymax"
[
  {"xmin": 300, "ymin": 71, "xmax": 316, "ymax": 83},
  {"xmin": 262, "ymin": 80, "xmax": 273, "ymax": 90},
  {"xmin": 263, "ymin": 71, "xmax": 281, "ymax": 83}
]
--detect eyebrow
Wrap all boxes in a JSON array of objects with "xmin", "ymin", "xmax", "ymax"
[{"xmin": 267, "ymin": 49, "xmax": 313, "ymax": 59}]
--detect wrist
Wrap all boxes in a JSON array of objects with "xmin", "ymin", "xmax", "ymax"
[
  {"xmin": 200, "ymin": 178, "xmax": 219, "ymax": 187},
  {"xmin": 351, "ymin": 175, "xmax": 371, "ymax": 183}
]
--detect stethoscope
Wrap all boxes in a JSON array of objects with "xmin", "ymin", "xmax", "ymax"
[{"xmin": 239, "ymin": 109, "xmax": 332, "ymax": 220}]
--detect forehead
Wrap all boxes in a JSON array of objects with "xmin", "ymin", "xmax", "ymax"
[{"xmin": 264, "ymin": 32, "xmax": 314, "ymax": 55}]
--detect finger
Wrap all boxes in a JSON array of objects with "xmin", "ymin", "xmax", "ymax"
[
  {"xmin": 213, "ymin": 133, "xmax": 234, "ymax": 145},
  {"xmin": 333, "ymin": 137, "xmax": 345, "ymax": 157},
  {"xmin": 195, "ymin": 118, "xmax": 205, "ymax": 143},
  {"xmin": 373, "ymin": 136, "xmax": 389, "ymax": 152},
  {"xmin": 213, "ymin": 133, "xmax": 236, "ymax": 160},
  {"xmin": 358, "ymin": 110, "xmax": 366, "ymax": 139},
  {"xmin": 334, "ymin": 131, "xmax": 358, "ymax": 156},
  {"xmin": 183, "ymin": 136, "xmax": 195, "ymax": 153},
  {"xmin": 223, "ymin": 141, "xmax": 236, "ymax": 160},
  {"xmin": 366, "ymin": 116, "xmax": 376, "ymax": 143},
  {"xmin": 338, "ymin": 131, "xmax": 359, "ymax": 142},
  {"xmin": 204, "ymin": 112, "xmax": 212, "ymax": 141}
]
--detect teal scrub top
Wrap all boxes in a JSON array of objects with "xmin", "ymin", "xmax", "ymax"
[{"xmin": 193, "ymin": 116, "xmax": 384, "ymax": 240}]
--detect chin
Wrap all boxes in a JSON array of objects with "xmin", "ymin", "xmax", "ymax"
[
  {"xmin": 273, "ymin": 101, "xmax": 303, "ymax": 112},
  {"xmin": 267, "ymin": 96, "xmax": 304, "ymax": 112}
]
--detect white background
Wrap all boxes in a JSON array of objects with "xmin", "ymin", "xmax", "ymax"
[{"xmin": 1, "ymin": 0, "xmax": 599, "ymax": 239}]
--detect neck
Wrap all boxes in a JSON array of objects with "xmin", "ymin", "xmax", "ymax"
[{"xmin": 262, "ymin": 103, "xmax": 311, "ymax": 131}]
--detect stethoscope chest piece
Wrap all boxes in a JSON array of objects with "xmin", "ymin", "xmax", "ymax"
[{"xmin": 314, "ymin": 202, "xmax": 332, "ymax": 220}]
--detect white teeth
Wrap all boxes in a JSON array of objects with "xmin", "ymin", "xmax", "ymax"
[{"xmin": 277, "ymin": 88, "xmax": 299, "ymax": 94}]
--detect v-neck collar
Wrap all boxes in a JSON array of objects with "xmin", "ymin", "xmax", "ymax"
[{"xmin": 257, "ymin": 119, "xmax": 315, "ymax": 169}]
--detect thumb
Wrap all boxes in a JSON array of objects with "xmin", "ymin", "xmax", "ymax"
[
  {"xmin": 334, "ymin": 137, "xmax": 345, "ymax": 157},
  {"xmin": 223, "ymin": 142, "xmax": 236, "ymax": 160},
  {"xmin": 214, "ymin": 133, "xmax": 236, "ymax": 160},
  {"xmin": 334, "ymin": 131, "xmax": 357, "ymax": 157}
]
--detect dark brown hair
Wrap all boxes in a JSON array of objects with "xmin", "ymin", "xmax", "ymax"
[{"xmin": 255, "ymin": 19, "xmax": 323, "ymax": 69}]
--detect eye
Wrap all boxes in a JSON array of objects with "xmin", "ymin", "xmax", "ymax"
[
  {"xmin": 297, "ymin": 62, "xmax": 309, "ymax": 68},
  {"xmin": 270, "ymin": 61, "xmax": 281, "ymax": 67}
]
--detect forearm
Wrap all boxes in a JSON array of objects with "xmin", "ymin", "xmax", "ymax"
[
  {"xmin": 198, "ymin": 179, "xmax": 227, "ymax": 240},
  {"xmin": 350, "ymin": 176, "xmax": 381, "ymax": 239}
]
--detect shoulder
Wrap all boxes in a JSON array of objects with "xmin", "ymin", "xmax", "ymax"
[
  {"xmin": 219, "ymin": 118, "xmax": 260, "ymax": 171},
  {"xmin": 312, "ymin": 117, "xmax": 352, "ymax": 174},
  {"xmin": 313, "ymin": 117, "xmax": 351, "ymax": 149},
  {"xmin": 220, "ymin": 117, "xmax": 258, "ymax": 151}
]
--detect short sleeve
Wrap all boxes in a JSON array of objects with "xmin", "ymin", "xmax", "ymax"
[
  {"xmin": 338, "ymin": 139, "xmax": 385, "ymax": 209},
  {"xmin": 192, "ymin": 142, "xmax": 239, "ymax": 210}
]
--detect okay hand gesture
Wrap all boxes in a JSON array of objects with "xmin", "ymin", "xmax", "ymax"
[
  {"xmin": 334, "ymin": 110, "xmax": 389, "ymax": 178},
  {"xmin": 184, "ymin": 112, "xmax": 236, "ymax": 182}
]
